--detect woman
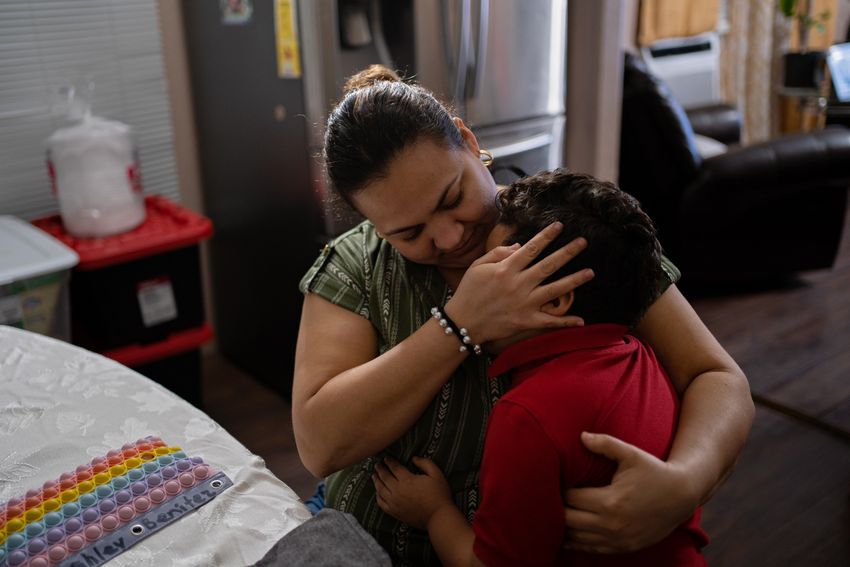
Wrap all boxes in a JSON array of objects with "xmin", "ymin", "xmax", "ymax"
[{"xmin": 293, "ymin": 65, "xmax": 753, "ymax": 566}]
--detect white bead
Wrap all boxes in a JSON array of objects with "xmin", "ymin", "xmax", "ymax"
[
  {"xmin": 445, "ymin": 327, "xmax": 454, "ymax": 335},
  {"xmin": 459, "ymin": 328, "xmax": 468, "ymax": 335},
  {"xmin": 459, "ymin": 345, "xmax": 468, "ymax": 352},
  {"xmin": 439, "ymin": 319, "xmax": 448, "ymax": 328},
  {"xmin": 462, "ymin": 336, "xmax": 471, "ymax": 344}
]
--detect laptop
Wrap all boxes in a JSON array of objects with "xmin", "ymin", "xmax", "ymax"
[{"xmin": 827, "ymin": 43, "xmax": 850, "ymax": 102}]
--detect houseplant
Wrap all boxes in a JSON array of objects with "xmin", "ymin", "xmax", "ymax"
[{"xmin": 780, "ymin": 0, "xmax": 831, "ymax": 88}]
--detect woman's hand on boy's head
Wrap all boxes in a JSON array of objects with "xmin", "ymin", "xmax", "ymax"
[
  {"xmin": 372, "ymin": 456, "xmax": 454, "ymax": 531},
  {"xmin": 446, "ymin": 223, "xmax": 592, "ymax": 344}
]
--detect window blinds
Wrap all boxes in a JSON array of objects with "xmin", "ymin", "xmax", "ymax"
[{"xmin": 0, "ymin": 0, "xmax": 180, "ymax": 221}]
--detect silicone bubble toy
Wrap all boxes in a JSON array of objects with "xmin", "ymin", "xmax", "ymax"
[{"xmin": 0, "ymin": 436, "xmax": 231, "ymax": 567}]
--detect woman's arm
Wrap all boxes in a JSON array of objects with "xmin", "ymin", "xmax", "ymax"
[
  {"xmin": 293, "ymin": 227, "xmax": 593, "ymax": 477},
  {"xmin": 635, "ymin": 284, "xmax": 752, "ymax": 505},
  {"xmin": 293, "ymin": 294, "xmax": 467, "ymax": 477},
  {"xmin": 563, "ymin": 284, "xmax": 754, "ymax": 553}
]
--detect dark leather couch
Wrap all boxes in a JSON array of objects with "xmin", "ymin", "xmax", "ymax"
[{"xmin": 619, "ymin": 53, "xmax": 850, "ymax": 285}]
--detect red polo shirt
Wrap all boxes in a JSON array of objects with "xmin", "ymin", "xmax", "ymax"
[{"xmin": 472, "ymin": 324, "xmax": 709, "ymax": 567}]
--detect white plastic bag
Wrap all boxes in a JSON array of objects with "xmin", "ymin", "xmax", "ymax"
[{"xmin": 46, "ymin": 102, "xmax": 145, "ymax": 238}]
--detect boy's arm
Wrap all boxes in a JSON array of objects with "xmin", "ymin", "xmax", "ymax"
[
  {"xmin": 426, "ymin": 504, "xmax": 478, "ymax": 567},
  {"xmin": 373, "ymin": 457, "xmax": 477, "ymax": 567}
]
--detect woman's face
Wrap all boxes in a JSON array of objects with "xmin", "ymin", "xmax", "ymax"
[{"xmin": 351, "ymin": 121, "xmax": 499, "ymax": 270}]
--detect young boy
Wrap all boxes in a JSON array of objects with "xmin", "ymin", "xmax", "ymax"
[{"xmin": 371, "ymin": 169, "xmax": 709, "ymax": 566}]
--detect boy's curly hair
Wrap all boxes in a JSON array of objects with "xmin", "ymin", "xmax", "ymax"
[{"xmin": 496, "ymin": 169, "xmax": 665, "ymax": 327}]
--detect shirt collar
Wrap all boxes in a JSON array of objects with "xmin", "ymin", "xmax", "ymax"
[{"xmin": 487, "ymin": 324, "xmax": 632, "ymax": 378}]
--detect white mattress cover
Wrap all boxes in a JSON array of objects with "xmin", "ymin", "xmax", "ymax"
[{"xmin": 0, "ymin": 325, "xmax": 311, "ymax": 566}]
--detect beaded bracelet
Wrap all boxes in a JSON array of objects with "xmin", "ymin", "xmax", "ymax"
[{"xmin": 430, "ymin": 307, "xmax": 483, "ymax": 355}]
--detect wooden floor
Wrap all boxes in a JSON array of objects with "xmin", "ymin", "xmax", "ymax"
[
  {"xmin": 200, "ymin": 197, "xmax": 850, "ymax": 566},
  {"xmin": 686, "ymin": 196, "xmax": 850, "ymax": 566}
]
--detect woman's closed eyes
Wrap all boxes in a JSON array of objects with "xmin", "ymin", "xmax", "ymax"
[
  {"xmin": 443, "ymin": 187, "xmax": 464, "ymax": 210},
  {"xmin": 399, "ymin": 187, "xmax": 465, "ymax": 242}
]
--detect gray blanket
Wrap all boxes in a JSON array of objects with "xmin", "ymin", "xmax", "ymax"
[{"xmin": 252, "ymin": 509, "xmax": 391, "ymax": 566}]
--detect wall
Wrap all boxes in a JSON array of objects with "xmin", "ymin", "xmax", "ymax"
[
  {"xmin": 564, "ymin": 1, "xmax": 624, "ymax": 182},
  {"xmin": 0, "ymin": 1, "xmax": 181, "ymax": 220},
  {"xmin": 623, "ymin": 0, "xmax": 641, "ymax": 52},
  {"xmin": 837, "ymin": 0, "xmax": 850, "ymax": 41},
  {"xmin": 157, "ymin": 1, "xmax": 204, "ymax": 215},
  {"xmin": 157, "ymin": 0, "xmax": 215, "ymax": 349}
]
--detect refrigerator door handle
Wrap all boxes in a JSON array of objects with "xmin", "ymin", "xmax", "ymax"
[
  {"xmin": 466, "ymin": 0, "xmax": 489, "ymax": 99},
  {"xmin": 369, "ymin": 0, "xmax": 395, "ymax": 69},
  {"xmin": 441, "ymin": 0, "xmax": 471, "ymax": 108},
  {"xmin": 489, "ymin": 133, "xmax": 554, "ymax": 159}
]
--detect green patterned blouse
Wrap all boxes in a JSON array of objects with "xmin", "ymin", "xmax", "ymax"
[{"xmin": 299, "ymin": 220, "xmax": 680, "ymax": 566}]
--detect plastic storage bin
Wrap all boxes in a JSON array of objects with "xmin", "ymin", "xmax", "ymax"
[
  {"xmin": 0, "ymin": 216, "xmax": 78, "ymax": 340},
  {"xmin": 104, "ymin": 324, "xmax": 213, "ymax": 405},
  {"xmin": 33, "ymin": 196, "xmax": 213, "ymax": 351},
  {"xmin": 32, "ymin": 196, "xmax": 214, "ymax": 407}
]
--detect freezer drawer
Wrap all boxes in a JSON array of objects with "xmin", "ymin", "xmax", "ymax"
[{"xmin": 476, "ymin": 116, "xmax": 565, "ymax": 185}]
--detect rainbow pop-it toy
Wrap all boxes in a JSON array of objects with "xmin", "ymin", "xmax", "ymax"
[{"xmin": 0, "ymin": 436, "xmax": 231, "ymax": 567}]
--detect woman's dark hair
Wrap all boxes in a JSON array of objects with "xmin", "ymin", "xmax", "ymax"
[
  {"xmin": 324, "ymin": 64, "xmax": 463, "ymax": 207},
  {"xmin": 497, "ymin": 169, "xmax": 665, "ymax": 327}
]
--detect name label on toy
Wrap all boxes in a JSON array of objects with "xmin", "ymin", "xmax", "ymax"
[{"xmin": 58, "ymin": 472, "xmax": 232, "ymax": 567}]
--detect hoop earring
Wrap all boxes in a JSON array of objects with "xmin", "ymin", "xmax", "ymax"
[{"xmin": 479, "ymin": 149, "xmax": 494, "ymax": 168}]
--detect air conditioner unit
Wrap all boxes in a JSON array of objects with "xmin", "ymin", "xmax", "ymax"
[{"xmin": 640, "ymin": 32, "xmax": 721, "ymax": 108}]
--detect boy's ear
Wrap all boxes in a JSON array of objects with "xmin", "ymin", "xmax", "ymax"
[{"xmin": 540, "ymin": 290, "xmax": 575, "ymax": 316}]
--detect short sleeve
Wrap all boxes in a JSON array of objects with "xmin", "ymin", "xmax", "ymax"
[
  {"xmin": 659, "ymin": 254, "xmax": 681, "ymax": 288},
  {"xmin": 472, "ymin": 401, "xmax": 565, "ymax": 567},
  {"xmin": 298, "ymin": 225, "xmax": 374, "ymax": 319}
]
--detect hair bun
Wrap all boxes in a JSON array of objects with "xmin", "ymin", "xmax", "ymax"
[{"xmin": 343, "ymin": 64, "xmax": 401, "ymax": 94}]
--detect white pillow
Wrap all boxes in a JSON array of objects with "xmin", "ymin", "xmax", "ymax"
[{"xmin": 693, "ymin": 133, "xmax": 728, "ymax": 159}]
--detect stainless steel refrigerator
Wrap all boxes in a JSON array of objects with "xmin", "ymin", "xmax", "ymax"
[
  {"xmin": 301, "ymin": 0, "xmax": 568, "ymax": 234},
  {"xmin": 182, "ymin": 0, "xmax": 567, "ymax": 398}
]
